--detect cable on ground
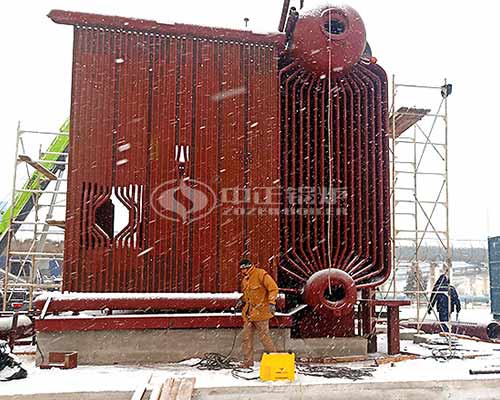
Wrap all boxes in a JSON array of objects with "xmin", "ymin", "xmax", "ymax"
[
  {"xmin": 428, "ymin": 347, "xmax": 461, "ymax": 361},
  {"xmin": 187, "ymin": 327, "xmax": 375, "ymax": 381},
  {"xmin": 187, "ymin": 329, "xmax": 260, "ymax": 380},
  {"xmin": 296, "ymin": 363, "xmax": 375, "ymax": 381}
]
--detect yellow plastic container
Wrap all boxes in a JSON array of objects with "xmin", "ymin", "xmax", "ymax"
[{"xmin": 259, "ymin": 352, "xmax": 295, "ymax": 381}]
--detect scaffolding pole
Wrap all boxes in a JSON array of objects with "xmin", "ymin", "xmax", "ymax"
[
  {"xmin": 1, "ymin": 122, "xmax": 67, "ymax": 311},
  {"xmin": 389, "ymin": 76, "xmax": 452, "ymax": 338}
]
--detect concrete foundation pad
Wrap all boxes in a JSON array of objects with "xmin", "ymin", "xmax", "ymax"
[
  {"xmin": 2, "ymin": 379, "xmax": 500, "ymax": 400},
  {"xmin": 0, "ymin": 393, "xmax": 128, "ymax": 400},
  {"xmin": 6, "ymin": 335, "xmax": 500, "ymax": 400},
  {"xmin": 413, "ymin": 333, "xmax": 445, "ymax": 345},
  {"xmin": 288, "ymin": 336, "xmax": 367, "ymax": 358},
  {"xmin": 194, "ymin": 379, "xmax": 500, "ymax": 400},
  {"xmin": 400, "ymin": 328, "xmax": 419, "ymax": 341},
  {"xmin": 37, "ymin": 328, "xmax": 367, "ymax": 365},
  {"xmin": 377, "ymin": 325, "xmax": 418, "ymax": 341}
]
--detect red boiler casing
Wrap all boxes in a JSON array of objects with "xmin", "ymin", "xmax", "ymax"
[
  {"xmin": 49, "ymin": 4, "xmax": 391, "ymax": 339},
  {"xmin": 50, "ymin": 10, "xmax": 281, "ymax": 294},
  {"xmin": 291, "ymin": 5, "xmax": 367, "ymax": 75}
]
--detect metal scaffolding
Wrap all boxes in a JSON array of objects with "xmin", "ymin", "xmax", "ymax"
[
  {"xmin": 1, "ymin": 122, "xmax": 68, "ymax": 311},
  {"xmin": 388, "ymin": 76, "xmax": 452, "ymax": 331}
]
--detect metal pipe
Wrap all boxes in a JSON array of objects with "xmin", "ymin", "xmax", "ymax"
[
  {"xmin": 34, "ymin": 293, "xmax": 287, "ymax": 314},
  {"xmin": 402, "ymin": 321, "xmax": 500, "ymax": 341},
  {"xmin": 3, "ymin": 122, "xmax": 21, "ymax": 311},
  {"xmin": 284, "ymin": 7, "xmax": 299, "ymax": 49},
  {"xmin": 278, "ymin": 0, "xmax": 291, "ymax": 32}
]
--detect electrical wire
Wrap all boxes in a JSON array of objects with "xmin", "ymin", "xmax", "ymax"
[
  {"xmin": 420, "ymin": 336, "xmax": 462, "ymax": 362},
  {"xmin": 191, "ymin": 327, "xmax": 238, "ymax": 369},
  {"xmin": 188, "ymin": 326, "xmax": 376, "ymax": 381},
  {"xmin": 296, "ymin": 363, "xmax": 375, "ymax": 381},
  {"xmin": 192, "ymin": 354, "xmax": 376, "ymax": 381},
  {"xmin": 193, "ymin": 353, "xmax": 237, "ymax": 371},
  {"xmin": 187, "ymin": 326, "xmax": 259, "ymax": 380},
  {"xmin": 325, "ymin": 7, "xmax": 333, "ymax": 296},
  {"xmin": 230, "ymin": 367, "xmax": 260, "ymax": 380},
  {"xmin": 429, "ymin": 347, "xmax": 460, "ymax": 362}
]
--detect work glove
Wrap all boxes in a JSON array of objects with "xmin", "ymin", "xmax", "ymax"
[
  {"xmin": 235, "ymin": 299, "xmax": 244, "ymax": 311},
  {"xmin": 269, "ymin": 304, "xmax": 276, "ymax": 315}
]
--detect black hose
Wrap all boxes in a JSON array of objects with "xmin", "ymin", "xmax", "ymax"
[{"xmin": 296, "ymin": 364, "xmax": 375, "ymax": 381}]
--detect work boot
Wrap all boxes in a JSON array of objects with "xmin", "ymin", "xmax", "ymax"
[{"xmin": 238, "ymin": 360, "xmax": 254, "ymax": 369}]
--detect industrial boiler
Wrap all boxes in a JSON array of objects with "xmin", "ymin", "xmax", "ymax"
[{"xmin": 35, "ymin": 1, "xmax": 401, "ymax": 362}]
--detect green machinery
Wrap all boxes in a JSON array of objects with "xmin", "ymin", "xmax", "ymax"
[{"xmin": 0, "ymin": 120, "xmax": 69, "ymax": 255}]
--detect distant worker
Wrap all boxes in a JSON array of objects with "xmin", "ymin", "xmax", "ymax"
[
  {"xmin": 236, "ymin": 258, "xmax": 279, "ymax": 368},
  {"xmin": 48, "ymin": 257, "xmax": 61, "ymax": 278},
  {"xmin": 427, "ymin": 273, "xmax": 461, "ymax": 332}
]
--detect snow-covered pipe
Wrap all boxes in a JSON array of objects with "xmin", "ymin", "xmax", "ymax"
[
  {"xmin": 0, "ymin": 315, "xmax": 33, "ymax": 341},
  {"xmin": 34, "ymin": 292, "xmax": 286, "ymax": 313},
  {"xmin": 402, "ymin": 321, "xmax": 500, "ymax": 341}
]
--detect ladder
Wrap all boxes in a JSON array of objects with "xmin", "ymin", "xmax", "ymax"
[{"xmin": 1, "ymin": 120, "xmax": 69, "ymax": 311}]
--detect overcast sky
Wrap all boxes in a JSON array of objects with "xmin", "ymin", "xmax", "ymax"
[{"xmin": 0, "ymin": 0, "xmax": 498, "ymax": 244}]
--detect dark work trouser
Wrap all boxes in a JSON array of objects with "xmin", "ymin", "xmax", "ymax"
[
  {"xmin": 242, "ymin": 320, "xmax": 277, "ymax": 364},
  {"xmin": 438, "ymin": 308, "xmax": 450, "ymax": 333}
]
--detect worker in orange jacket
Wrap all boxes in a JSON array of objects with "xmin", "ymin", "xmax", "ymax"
[{"xmin": 236, "ymin": 258, "xmax": 279, "ymax": 368}]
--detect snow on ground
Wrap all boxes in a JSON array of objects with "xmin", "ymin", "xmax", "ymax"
[
  {"xmin": 1, "ymin": 334, "xmax": 500, "ymax": 396},
  {"xmin": 400, "ymin": 304, "xmax": 493, "ymax": 323}
]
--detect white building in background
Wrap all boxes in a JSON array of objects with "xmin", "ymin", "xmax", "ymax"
[{"xmin": 380, "ymin": 261, "xmax": 490, "ymax": 301}]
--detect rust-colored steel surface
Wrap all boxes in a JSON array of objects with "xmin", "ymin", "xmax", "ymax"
[
  {"xmin": 36, "ymin": 314, "xmax": 293, "ymax": 332},
  {"xmin": 33, "ymin": 292, "xmax": 286, "ymax": 313},
  {"xmin": 403, "ymin": 321, "xmax": 500, "ymax": 342},
  {"xmin": 276, "ymin": 5, "xmax": 391, "ymax": 337},
  {"xmin": 277, "ymin": 60, "xmax": 390, "ymax": 336},
  {"xmin": 50, "ymin": 4, "xmax": 391, "ymax": 339},
  {"xmin": 278, "ymin": 62, "xmax": 391, "ymax": 289},
  {"xmin": 291, "ymin": 5, "xmax": 367, "ymax": 75},
  {"xmin": 51, "ymin": 10, "xmax": 280, "ymax": 293}
]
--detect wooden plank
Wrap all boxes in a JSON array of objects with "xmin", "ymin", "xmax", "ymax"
[
  {"xmin": 439, "ymin": 332, "xmax": 482, "ymax": 342},
  {"xmin": 169, "ymin": 379, "xmax": 180, "ymax": 400},
  {"xmin": 388, "ymin": 107, "xmax": 430, "ymax": 138},
  {"xmin": 159, "ymin": 378, "xmax": 174, "ymax": 400},
  {"xmin": 439, "ymin": 332, "xmax": 500, "ymax": 345},
  {"xmin": 438, "ymin": 331, "xmax": 500, "ymax": 344},
  {"xmin": 131, "ymin": 373, "xmax": 152, "ymax": 400},
  {"xmin": 46, "ymin": 219, "xmax": 66, "ymax": 229},
  {"xmin": 149, "ymin": 383, "xmax": 163, "ymax": 400},
  {"xmin": 40, "ymin": 295, "xmax": 52, "ymax": 319},
  {"xmin": 374, "ymin": 354, "xmax": 418, "ymax": 365},
  {"xmin": 12, "ymin": 351, "xmax": 36, "ymax": 356},
  {"xmin": 18, "ymin": 154, "xmax": 58, "ymax": 180},
  {"xmin": 163, "ymin": 379, "xmax": 180, "ymax": 400},
  {"xmin": 175, "ymin": 378, "xmax": 196, "ymax": 400},
  {"xmin": 131, "ymin": 385, "xmax": 147, "ymax": 400}
]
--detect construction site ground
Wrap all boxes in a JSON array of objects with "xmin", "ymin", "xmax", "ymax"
[{"xmin": 2, "ymin": 333, "xmax": 500, "ymax": 400}]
